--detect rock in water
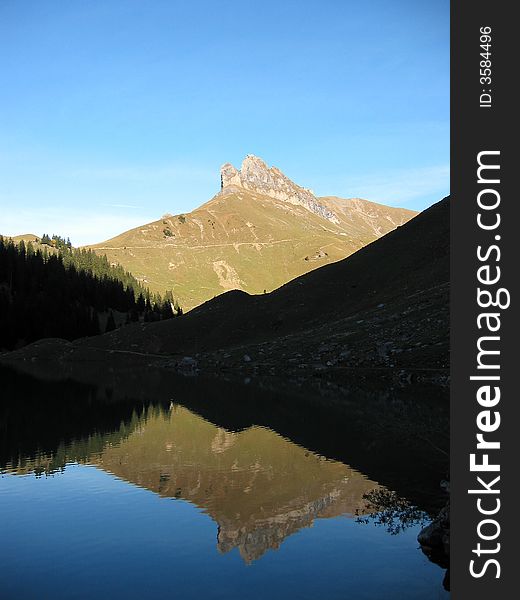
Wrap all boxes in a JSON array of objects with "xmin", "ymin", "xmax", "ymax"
[{"xmin": 418, "ymin": 501, "xmax": 450, "ymax": 589}]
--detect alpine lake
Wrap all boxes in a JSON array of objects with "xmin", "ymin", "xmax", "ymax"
[{"xmin": 0, "ymin": 363, "xmax": 449, "ymax": 599}]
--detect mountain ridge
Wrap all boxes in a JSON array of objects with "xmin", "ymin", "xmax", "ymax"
[
  {"xmin": 44, "ymin": 195, "xmax": 448, "ymax": 380},
  {"xmin": 87, "ymin": 156, "xmax": 416, "ymax": 310}
]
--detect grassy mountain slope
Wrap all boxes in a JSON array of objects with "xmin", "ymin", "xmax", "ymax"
[
  {"xmin": 10, "ymin": 234, "xmax": 40, "ymax": 243},
  {"xmin": 9, "ymin": 234, "xmax": 58, "ymax": 254},
  {"xmin": 318, "ymin": 197, "xmax": 416, "ymax": 238},
  {"xmin": 78, "ymin": 196, "xmax": 448, "ymax": 373},
  {"xmin": 88, "ymin": 189, "xmax": 415, "ymax": 310}
]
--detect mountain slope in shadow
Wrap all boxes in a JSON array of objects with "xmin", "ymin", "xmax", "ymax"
[
  {"xmin": 2, "ymin": 197, "xmax": 448, "ymax": 377},
  {"xmin": 80, "ymin": 196, "xmax": 448, "ymax": 371}
]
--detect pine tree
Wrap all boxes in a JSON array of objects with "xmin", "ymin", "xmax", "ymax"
[
  {"xmin": 0, "ymin": 234, "xmax": 182, "ymax": 350},
  {"xmin": 105, "ymin": 311, "xmax": 116, "ymax": 333}
]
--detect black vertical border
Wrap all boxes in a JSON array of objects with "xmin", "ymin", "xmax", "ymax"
[{"xmin": 451, "ymin": 1, "xmax": 517, "ymax": 597}]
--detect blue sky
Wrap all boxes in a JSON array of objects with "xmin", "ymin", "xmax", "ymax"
[{"xmin": 0, "ymin": 0, "xmax": 449, "ymax": 245}]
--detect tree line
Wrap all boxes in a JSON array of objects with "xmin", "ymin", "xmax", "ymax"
[
  {"xmin": 40, "ymin": 233, "xmax": 72, "ymax": 251},
  {"xmin": 0, "ymin": 236, "xmax": 182, "ymax": 351}
]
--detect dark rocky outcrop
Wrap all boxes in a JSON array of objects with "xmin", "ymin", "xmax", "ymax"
[{"xmin": 418, "ymin": 495, "xmax": 450, "ymax": 590}]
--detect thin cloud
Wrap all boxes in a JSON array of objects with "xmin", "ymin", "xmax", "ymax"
[
  {"xmin": 335, "ymin": 164, "xmax": 450, "ymax": 207},
  {"xmin": 1, "ymin": 208, "xmax": 155, "ymax": 247},
  {"xmin": 68, "ymin": 163, "xmax": 215, "ymax": 183},
  {"xmin": 103, "ymin": 203, "xmax": 143, "ymax": 209}
]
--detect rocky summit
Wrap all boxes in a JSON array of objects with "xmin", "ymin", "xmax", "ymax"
[
  {"xmin": 87, "ymin": 156, "xmax": 416, "ymax": 310},
  {"xmin": 221, "ymin": 155, "xmax": 337, "ymax": 222}
]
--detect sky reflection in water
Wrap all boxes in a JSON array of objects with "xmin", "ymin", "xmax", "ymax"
[{"xmin": 1, "ymin": 402, "xmax": 448, "ymax": 600}]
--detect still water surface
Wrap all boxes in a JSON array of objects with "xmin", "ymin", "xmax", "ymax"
[{"xmin": 0, "ymin": 369, "xmax": 449, "ymax": 599}]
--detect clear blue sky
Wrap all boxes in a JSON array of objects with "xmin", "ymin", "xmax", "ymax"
[{"xmin": 0, "ymin": 0, "xmax": 449, "ymax": 245}]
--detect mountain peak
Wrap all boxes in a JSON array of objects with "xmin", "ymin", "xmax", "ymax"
[{"xmin": 220, "ymin": 155, "xmax": 338, "ymax": 223}]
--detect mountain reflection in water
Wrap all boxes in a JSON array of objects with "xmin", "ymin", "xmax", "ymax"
[
  {"xmin": 0, "ymin": 366, "xmax": 449, "ymax": 599},
  {"xmin": 106, "ymin": 406, "xmax": 379, "ymax": 562},
  {"xmin": 4, "ymin": 403, "xmax": 379, "ymax": 563}
]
